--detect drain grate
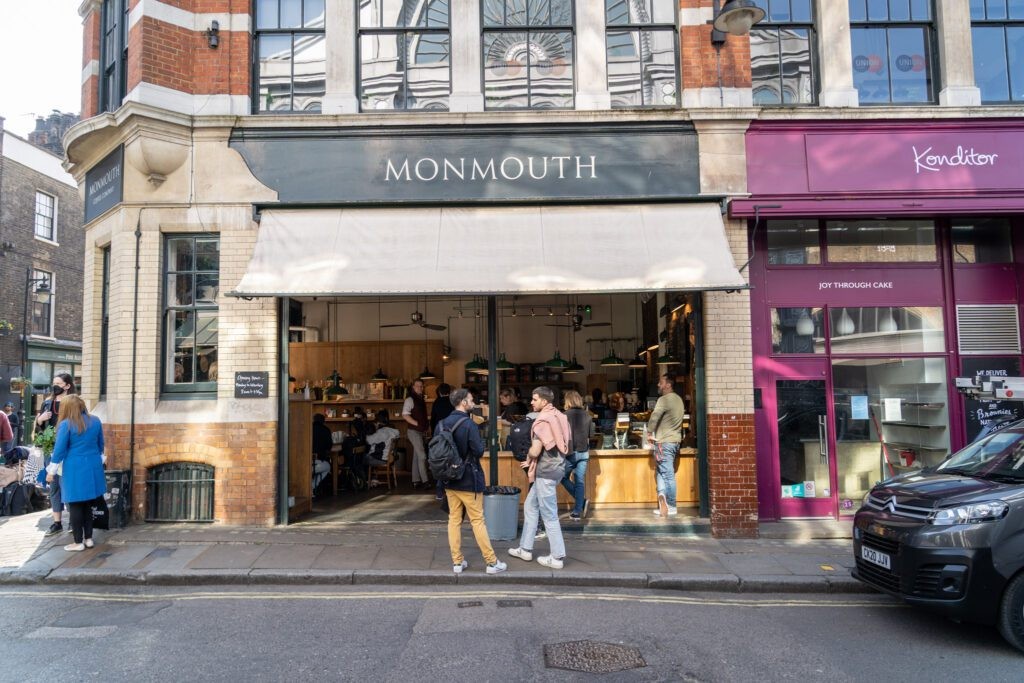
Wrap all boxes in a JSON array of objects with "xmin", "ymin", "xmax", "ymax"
[
  {"xmin": 496, "ymin": 599, "xmax": 532, "ymax": 608},
  {"xmin": 457, "ymin": 601, "xmax": 483, "ymax": 609},
  {"xmin": 544, "ymin": 641, "xmax": 646, "ymax": 673}
]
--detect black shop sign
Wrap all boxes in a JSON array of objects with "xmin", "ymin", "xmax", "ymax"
[
  {"xmin": 84, "ymin": 146, "xmax": 123, "ymax": 223},
  {"xmin": 234, "ymin": 371, "xmax": 269, "ymax": 399},
  {"xmin": 962, "ymin": 357, "xmax": 1024, "ymax": 443}
]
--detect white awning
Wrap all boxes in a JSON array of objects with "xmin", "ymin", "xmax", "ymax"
[{"xmin": 232, "ymin": 203, "xmax": 746, "ymax": 296}]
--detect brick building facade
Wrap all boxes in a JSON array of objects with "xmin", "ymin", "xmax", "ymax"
[
  {"xmin": 0, "ymin": 119, "xmax": 83, "ymax": 438},
  {"xmin": 63, "ymin": 0, "xmax": 1022, "ymax": 534}
]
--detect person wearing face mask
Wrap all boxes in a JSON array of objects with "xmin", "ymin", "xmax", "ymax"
[{"xmin": 36, "ymin": 373, "xmax": 74, "ymax": 537}]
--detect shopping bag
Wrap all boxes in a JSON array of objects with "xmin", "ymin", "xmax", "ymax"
[{"xmin": 91, "ymin": 495, "xmax": 110, "ymax": 530}]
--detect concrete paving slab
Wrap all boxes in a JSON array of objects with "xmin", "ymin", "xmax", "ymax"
[
  {"xmin": 311, "ymin": 545, "xmax": 380, "ymax": 570},
  {"xmin": 717, "ymin": 553, "xmax": 791, "ymax": 576},
  {"xmin": 251, "ymin": 544, "xmax": 325, "ymax": 570},
  {"xmin": 770, "ymin": 553, "xmax": 852, "ymax": 576},
  {"xmin": 86, "ymin": 545, "xmax": 159, "ymax": 571},
  {"xmin": 131, "ymin": 545, "xmax": 207, "ymax": 571},
  {"xmin": 605, "ymin": 551, "xmax": 671, "ymax": 573},
  {"xmin": 660, "ymin": 553, "xmax": 732, "ymax": 574},
  {"xmin": 370, "ymin": 545, "xmax": 436, "ymax": 570},
  {"xmin": 187, "ymin": 544, "xmax": 268, "ymax": 570}
]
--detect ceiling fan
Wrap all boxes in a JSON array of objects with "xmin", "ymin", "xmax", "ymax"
[
  {"xmin": 545, "ymin": 314, "xmax": 610, "ymax": 331},
  {"xmin": 380, "ymin": 310, "xmax": 446, "ymax": 331}
]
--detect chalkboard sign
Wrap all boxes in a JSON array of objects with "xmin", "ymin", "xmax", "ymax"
[
  {"xmin": 962, "ymin": 357, "xmax": 1024, "ymax": 442},
  {"xmin": 234, "ymin": 371, "xmax": 269, "ymax": 399}
]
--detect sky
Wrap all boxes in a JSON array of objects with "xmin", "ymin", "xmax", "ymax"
[{"xmin": 0, "ymin": 1, "xmax": 83, "ymax": 138}]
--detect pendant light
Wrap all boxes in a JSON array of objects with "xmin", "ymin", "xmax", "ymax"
[
  {"xmin": 563, "ymin": 314, "xmax": 585, "ymax": 374},
  {"xmin": 655, "ymin": 294, "xmax": 680, "ymax": 365},
  {"xmin": 878, "ymin": 307, "xmax": 898, "ymax": 333},
  {"xmin": 627, "ymin": 294, "xmax": 646, "ymax": 368},
  {"xmin": 371, "ymin": 299, "xmax": 388, "ymax": 381},
  {"xmin": 545, "ymin": 312, "xmax": 569, "ymax": 368},
  {"xmin": 496, "ymin": 302, "xmax": 515, "ymax": 370},
  {"xmin": 600, "ymin": 295, "xmax": 625, "ymax": 366},
  {"xmin": 467, "ymin": 298, "xmax": 488, "ymax": 374},
  {"xmin": 796, "ymin": 308, "xmax": 815, "ymax": 337},
  {"xmin": 835, "ymin": 307, "xmax": 856, "ymax": 336},
  {"xmin": 417, "ymin": 298, "xmax": 437, "ymax": 380}
]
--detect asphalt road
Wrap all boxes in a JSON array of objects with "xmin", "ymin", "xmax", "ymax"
[{"xmin": 1, "ymin": 585, "xmax": 1020, "ymax": 682}]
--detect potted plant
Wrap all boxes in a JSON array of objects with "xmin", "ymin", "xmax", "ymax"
[
  {"xmin": 0, "ymin": 319, "xmax": 13, "ymax": 337},
  {"xmin": 9, "ymin": 376, "xmax": 28, "ymax": 392},
  {"xmin": 34, "ymin": 425, "xmax": 56, "ymax": 458}
]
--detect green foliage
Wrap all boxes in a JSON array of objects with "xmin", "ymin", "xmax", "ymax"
[{"xmin": 34, "ymin": 425, "xmax": 56, "ymax": 457}]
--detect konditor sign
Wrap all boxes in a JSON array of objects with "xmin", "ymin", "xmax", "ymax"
[{"xmin": 229, "ymin": 122, "xmax": 700, "ymax": 204}]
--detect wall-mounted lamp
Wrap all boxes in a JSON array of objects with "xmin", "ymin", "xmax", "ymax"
[
  {"xmin": 0, "ymin": 240, "xmax": 13, "ymax": 257},
  {"xmin": 711, "ymin": 0, "xmax": 765, "ymax": 44},
  {"xmin": 206, "ymin": 20, "xmax": 220, "ymax": 49}
]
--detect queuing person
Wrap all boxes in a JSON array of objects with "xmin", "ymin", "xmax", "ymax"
[
  {"xmin": 0, "ymin": 404, "xmax": 12, "ymax": 454},
  {"xmin": 45, "ymin": 396, "xmax": 105, "ymax": 552},
  {"xmin": 37, "ymin": 373, "xmax": 74, "ymax": 537},
  {"xmin": 402, "ymin": 379, "xmax": 430, "ymax": 488},
  {"xmin": 647, "ymin": 373, "xmax": 685, "ymax": 517},
  {"xmin": 2, "ymin": 402, "xmax": 18, "ymax": 452},
  {"xmin": 440, "ymin": 388, "xmax": 507, "ymax": 575},
  {"xmin": 508, "ymin": 386, "xmax": 569, "ymax": 569},
  {"xmin": 364, "ymin": 410, "xmax": 400, "ymax": 486},
  {"xmin": 561, "ymin": 390, "xmax": 592, "ymax": 520},
  {"xmin": 498, "ymin": 388, "xmax": 528, "ymax": 424},
  {"xmin": 430, "ymin": 383, "xmax": 454, "ymax": 432}
]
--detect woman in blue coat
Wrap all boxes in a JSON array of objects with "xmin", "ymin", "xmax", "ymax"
[{"xmin": 46, "ymin": 395, "xmax": 105, "ymax": 551}]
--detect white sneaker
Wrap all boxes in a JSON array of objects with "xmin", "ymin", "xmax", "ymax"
[
  {"xmin": 453, "ymin": 560, "xmax": 468, "ymax": 574},
  {"xmin": 653, "ymin": 506, "xmax": 679, "ymax": 517},
  {"xmin": 486, "ymin": 560, "xmax": 508, "ymax": 574},
  {"xmin": 535, "ymin": 529, "xmax": 547, "ymax": 540},
  {"xmin": 63, "ymin": 543, "xmax": 85, "ymax": 552},
  {"xmin": 537, "ymin": 555, "xmax": 564, "ymax": 569},
  {"xmin": 507, "ymin": 547, "xmax": 533, "ymax": 562}
]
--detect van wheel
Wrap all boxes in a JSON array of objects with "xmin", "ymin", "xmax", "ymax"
[{"xmin": 999, "ymin": 573, "xmax": 1024, "ymax": 653}]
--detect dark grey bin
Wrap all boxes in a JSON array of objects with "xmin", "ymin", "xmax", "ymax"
[{"xmin": 483, "ymin": 488, "xmax": 521, "ymax": 541}]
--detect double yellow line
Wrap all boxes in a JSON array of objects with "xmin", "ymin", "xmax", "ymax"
[{"xmin": 0, "ymin": 588, "xmax": 899, "ymax": 609}]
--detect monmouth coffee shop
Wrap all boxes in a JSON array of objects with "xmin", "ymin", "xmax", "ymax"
[{"xmin": 736, "ymin": 118, "xmax": 1024, "ymax": 521}]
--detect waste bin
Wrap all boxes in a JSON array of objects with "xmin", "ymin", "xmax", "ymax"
[
  {"xmin": 483, "ymin": 486, "xmax": 520, "ymax": 541},
  {"xmin": 104, "ymin": 470, "xmax": 130, "ymax": 529}
]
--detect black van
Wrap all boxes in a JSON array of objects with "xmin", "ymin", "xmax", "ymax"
[{"xmin": 852, "ymin": 421, "xmax": 1024, "ymax": 653}]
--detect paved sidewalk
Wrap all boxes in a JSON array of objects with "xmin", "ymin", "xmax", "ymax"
[{"xmin": 0, "ymin": 510, "xmax": 865, "ymax": 593}]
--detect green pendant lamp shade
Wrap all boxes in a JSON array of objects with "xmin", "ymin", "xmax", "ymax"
[
  {"xmin": 496, "ymin": 353, "xmax": 515, "ymax": 371},
  {"xmin": 627, "ymin": 350, "xmax": 647, "ymax": 368},
  {"xmin": 544, "ymin": 350, "xmax": 570, "ymax": 369},
  {"xmin": 465, "ymin": 354, "xmax": 487, "ymax": 373},
  {"xmin": 656, "ymin": 351, "xmax": 680, "ymax": 365},
  {"xmin": 371, "ymin": 368, "xmax": 388, "ymax": 381},
  {"xmin": 600, "ymin": 350, "xmax": 625, "ymax": 367},
  {"xmin": 562, "ymin": 356, "xmax": 585, "ymax": 374},
  {"xmin": 418, "ymin": 366, "xmax": 437, "ymax": 380}
]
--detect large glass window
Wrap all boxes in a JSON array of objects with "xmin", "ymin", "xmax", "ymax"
[
  {"xmin": 749, "ymin": 0, "xmax": 816, "ymax": 105},
  {"xmin": 772, "ymin": 307, "xmax": 825, "ymax": 354},
  {"xmin": 163, "ymin": 236, "xmax": 219, "ymax": 393},
  {"xmin": 100, "ymin": 0, "xmax": 128, "ymax": 113},
  {"xmin": 483, "ymin": 0, "xmax": 575, "ymax": 109},
  {"xmin": 828, "ymin": 306, "xmax": 945, "ymax": 354},
  {"xmin": 358, "ymin": 0, "xmax": 451, "ymax": 111},
  {"xmin": 952, "ymin": 217, "xmax": 1013, "ymax": 263},
  {"xmin": 254, "ymin": 0, "xmax": 326, "ymax": 112},
  {"xmin": 971, "ymin": 0, "xmax": 1024, "ymax": 103},
  {"xmin": 34, "ymin": 191, "xmax": 56, "ymax": 242},
  {"xmin": 766, "ymin": 220, "xmax": 821, "ymax": 265},
  {"xmin": 825, "ymin": 219, "xmax": 936, "ymax": 263},
  {"xmin": 30, "ymin": 270, "xmax": 53, "ymax": 338},
  {"xmin": 605, "ymin": 0, "xmax": 678, "ymax": 108},
  {"xmin": 849, "ymin": 0, "xmax": 935, "ymax": 104}
]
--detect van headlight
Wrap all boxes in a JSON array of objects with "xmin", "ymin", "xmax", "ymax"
[{"xmin": 928, "ymin": 501, "xmax": 1009, "ymax": 525}]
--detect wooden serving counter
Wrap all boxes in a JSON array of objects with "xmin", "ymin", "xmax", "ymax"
[{"xmin": 482, "ymin": 448, "xmax": 699, "ymax": 509}]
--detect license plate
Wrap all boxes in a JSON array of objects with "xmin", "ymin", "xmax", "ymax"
[{"xmin": 861, "ymin": 546, "xmax": 891, "ymax": 570}]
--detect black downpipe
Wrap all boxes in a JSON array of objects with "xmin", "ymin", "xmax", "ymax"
[
  {"xmin": 487, "ymin": 296, "xmax": 498, "ymax": 485},
  {"xmin": 694, "ymin": 294, "xmax": 710, "ymax": 518},
  {"xmin": 277, "ymin": 297, "xmax": 290, "ymax": 524},
  {"xmin": 128, "ymin": 212, "xmax": 142, "ymax": 514}
]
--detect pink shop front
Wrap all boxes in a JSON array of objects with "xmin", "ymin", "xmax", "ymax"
[{"xmin": 734, "ymin": 119, "xmax": 1024, "ymax": 521}]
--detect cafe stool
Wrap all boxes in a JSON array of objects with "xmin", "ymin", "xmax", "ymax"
[{"xmin": 367, "ymin": 437, "xmax": 399, "ymax": 491}]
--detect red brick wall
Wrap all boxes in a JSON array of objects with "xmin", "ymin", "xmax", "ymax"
[
  {"xmin": 104, "ymin": 421, "xmax": 278, "ymax": 526},
  {"xmin": 82, "ymin": 9, "xmax": 102, "ymax": 119},
  {"xmin": 707, "ymin": 413, "xmax": 758, "ymax": 538},
  {"xmin": 679, "ymin": 0, "xmax": 753, "ymax": 90}
]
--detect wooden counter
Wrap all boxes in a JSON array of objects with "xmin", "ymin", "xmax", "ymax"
[{"xmin": 482, "ymin": 448, "xmax": 699, "ymax": 509}]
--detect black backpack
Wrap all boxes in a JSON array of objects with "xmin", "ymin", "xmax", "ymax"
[
  {"xmin": 428, "ymin": 416, "xmax": 471, "ymax": 483},
  {"xmin": 1, "ymin": 482, "xmax": 32, "ymax": 517},
  {"xmin": 508, "ymin": 417, "xmax": 535, "ymax": 462}
]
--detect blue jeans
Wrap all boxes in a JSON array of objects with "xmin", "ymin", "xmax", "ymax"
[
  {"xmin": 560, "ymin": 452, "xmax": 589, "ymax": 515},
  {"xmin": 518, "ymin": 478, "xmax": 566, "ymax": 558},
  {"xmin": 654, "ymin": 442, "xmax": 679, "ymax": 508}
]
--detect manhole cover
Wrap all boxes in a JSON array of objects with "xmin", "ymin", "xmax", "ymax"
[{"xmin": 544, "ymin": 640, "xmax": 646, "ymax": 673}]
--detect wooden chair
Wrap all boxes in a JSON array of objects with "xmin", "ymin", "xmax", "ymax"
[{"xmin": 367, "ymin": 437, "xmax": 399, "ymax": 491}]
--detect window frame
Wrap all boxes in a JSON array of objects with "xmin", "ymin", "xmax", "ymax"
[
  {"xmin": 252, "ymin": 0, "xmax": 327, "ymax": 114},
  {"xmin": 356, "ymin": 0, "xmax": 453, "ymax": 112},
  {"xmin": 99, "ymin": 0, "xmax": 128, "ymax": 114},
  {"xmin": 33, "ymin": 190, "xmax": 58, "ymax": 243},
  {"xmin": 604, "ymin": 0, "xmax": 680, "ymax": 109},
  {"xmin": 749, "ymin": 0, "xmax": 818, "ymax": 106},
  {"xmin": 161, "ymin": 234, "xmax": 219, "ymax": 397},
  {"xmin": 764, "ymin": 217, "xmax": 940, "ymax": 268},
  {"xmin": 100, "ymin": 246, "xmax": 111, "ymax": 398},
  {"xmin": 969, "ymin": 1, "xmax": 1024, "ymax": 104},
  {"xmin": 848, "ymin": 0, "xmax": 939, "ymax": 105},
  {"xmin": 29, "ymin": 269, "xmax": 55, "ymax": 339},
  {"xmin": 480, "ymin": 0, "xmax": 577, "ymax": 110}
]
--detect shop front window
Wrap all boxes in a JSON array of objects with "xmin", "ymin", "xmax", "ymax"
[
  {"xmin": 970, "ymin": 0, "xmax": 1024, "ymax": 103},
  {"xmin": 483, "ymin": 0, "xmax": 575, "ymax": 109},
  {"xmin": 605, "ymin": 0, "xmax": 678, "ymax": 108},
  {"xmin": 952, "ymin": 217, "xmax": 1014, "ymax": 263},
  {"xmin": 30, "ymin": 269, "xmax": 53, "ymax": 338},
  {"xmin": 100, "ymin": 0, "xmax": 128, "ymax": 113},
  {"xmin": 359, "ymin": 0, "xmax": 451, "ymax": 111},
  {"xmin": 832, "ymin": 357, "xmax": 950, "ymax": 507},
  {"xmin": 766, "ymin": 219, "xmax": 821, "ymax": 265},
  {"xmin": 163, "ymin": 236, "xmax": 219, "ymax": 394},
  {"xmin": 825, "ymin": 219, "xmax": 936, "ymax": 263},
  {"xmin": 771, "ymin": 307, "xmax": 825, "ymax": 354},
  {"xmin": 749, "ymin": 0, "xmax": 816, "ymax": 105},
  {"xmin": 849, "ymin": 0, "xmax": 935, "ymax": 104},
  {"xmin": 828, "ymin": 306, "xmax": 944, "ymax": 354},
  {"xmin": 254, "ymin": 0, "xmax": 326, "ymax": 112}
]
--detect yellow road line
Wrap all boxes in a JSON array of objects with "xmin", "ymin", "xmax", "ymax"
[{"xmin": 0, "ymin": 589, "xmax": 899, "ymax": 609}]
